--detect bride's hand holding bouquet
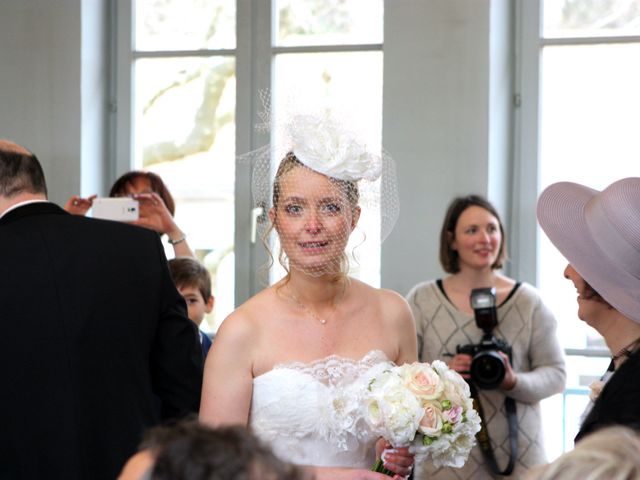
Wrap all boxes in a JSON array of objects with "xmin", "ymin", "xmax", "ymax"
[{"xmin": 374, "ymin": 439, "xmax": 414, "ymax": 478}]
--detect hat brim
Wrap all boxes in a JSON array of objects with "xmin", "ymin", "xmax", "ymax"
[{"xmin": 537, "ymin": 181, "xmax": 640, "ymax": 324}]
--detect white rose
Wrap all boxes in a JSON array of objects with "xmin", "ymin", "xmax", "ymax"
[
  {"xmin": 365, "ymin": 369, "xmax": 423, "ymax": 447},
  {"xmin": 440, "ymin": 367, "xmax": 472, "ymax": 408}
]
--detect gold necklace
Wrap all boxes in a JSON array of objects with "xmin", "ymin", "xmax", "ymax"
[{"xmin": 287, "ymin": 286, "xmax": 343, "ymax": 326}]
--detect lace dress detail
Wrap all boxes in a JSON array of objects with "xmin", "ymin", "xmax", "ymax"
[{"xmin": 250, "ymin": 350, "xmax": 393, "ymax": 468}]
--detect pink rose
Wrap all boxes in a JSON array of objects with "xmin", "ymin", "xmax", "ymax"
[
  {"xmin": 401, "ymin": 363, "xmax": 443, "ymax": 401},
  {"xmin": 418, "ymin": 403, "xmax": 443, "ymax": 437},
  {"xmin": 442, "ymin": 405, "xmax": 463, "ymax": 425}
]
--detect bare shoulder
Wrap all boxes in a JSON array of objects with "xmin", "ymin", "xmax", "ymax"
[
  {"xmin": 349, "ymin": 280, "xmax": 417, "ymax": 364},
  {"xmin": 377, "ymin": 286, "xmax": 411, "ymax": 306},
  {"xmin": 215, "ymin": 287, "xmax": 277, "ymax": 350},
  {"xmin": 375, "ymin": 284, "xmax": 413, "ymax": 315},
  {"xmin": 350, "ymin": 279, "xmax": 413, "ymax": 324}
]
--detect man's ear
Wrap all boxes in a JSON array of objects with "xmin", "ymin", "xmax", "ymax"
[
  {"xmin": 205, "ymin": 295, "xmax": 214, "ymax": 314},
  {"xmin": 351, "ymin": 206, "xmax": 361, "ymax": 231}
]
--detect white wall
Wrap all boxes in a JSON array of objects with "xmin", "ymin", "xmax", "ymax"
[
  {"xmin": 382, "ymin": 0, "xmax": 515, "ymax": 295},
  {"xmin": 0, "ymin": 0, "xmax": 109, "ymax": 205}
]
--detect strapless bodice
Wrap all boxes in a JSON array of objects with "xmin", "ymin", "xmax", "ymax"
[{"xmin": 249, "ymin": 350, "xmax": 393, "ymax": 468}]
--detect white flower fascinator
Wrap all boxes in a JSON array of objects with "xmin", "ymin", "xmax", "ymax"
[{"xmin": 288, "ymin": 112, "xmax": 382, "ymax": 182}]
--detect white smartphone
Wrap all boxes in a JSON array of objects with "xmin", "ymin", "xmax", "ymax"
[{"xmin": 91, "ymin": 197, "xmax": 139, "ymax": 221}]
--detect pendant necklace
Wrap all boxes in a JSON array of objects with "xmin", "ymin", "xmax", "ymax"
[{"xmin": 287, "ymin": 286, "xmax": 343, "ymax": 326}]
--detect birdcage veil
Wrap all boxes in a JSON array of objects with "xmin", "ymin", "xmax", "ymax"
[{"xmin": 240, "ymin": 92, "xmax": 399, "ymax": 278}]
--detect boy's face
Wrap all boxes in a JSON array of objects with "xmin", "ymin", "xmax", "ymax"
[{"xmin": 177, "ymin": 285, "xmax": 214, "ymax": 326}]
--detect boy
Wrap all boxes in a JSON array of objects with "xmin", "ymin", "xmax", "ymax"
[{"xmin": 168, "ymin": 257, "xmax": 214, "ymax": 360}]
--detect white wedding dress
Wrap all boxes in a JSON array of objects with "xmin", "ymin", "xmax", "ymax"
[{"xmin": 250, "ymin": 349, "xmax": 393, "ymax": 468}]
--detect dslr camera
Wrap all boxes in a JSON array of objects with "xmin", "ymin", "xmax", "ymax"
[{"xmin": 456, "ymin": 287, "xmax": 512, "ymax": 389}]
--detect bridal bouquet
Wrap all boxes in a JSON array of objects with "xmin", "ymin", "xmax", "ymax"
[{"xmin": 364, "ymin": 361, "xmax": 481, "ymax": 475}]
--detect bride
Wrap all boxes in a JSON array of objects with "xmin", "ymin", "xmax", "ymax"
[{"xmin": 200, "ymin": 112, "xmax": 417, "ymax": 479}]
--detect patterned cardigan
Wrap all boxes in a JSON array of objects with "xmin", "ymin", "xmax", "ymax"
[{"xmin": 406, "ymin": 280, "xmax": 566, "ymax": 479}]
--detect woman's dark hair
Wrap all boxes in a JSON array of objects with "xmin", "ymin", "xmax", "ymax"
[
  {"xmin": 439, "ymin": 194, "xmax": 507, "ymax": 273},
  {"xmin": 109, "ymin": 170, "xmax": 175, "ymax": 216}
]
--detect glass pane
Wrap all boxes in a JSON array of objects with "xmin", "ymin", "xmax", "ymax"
[
  {"xmin": 135, "ymin": 0, "xmax": 235, "ymax": 51},
  {"xmin": 134, "ymin": 56, "xmax": 236, "ymax": 330},
  {"xmin": 543, "ymin": 0, "xmax": 640, "ymax": 38},
  {"xmin": 272, "ymin": 51, "xmax": 383, "ymax": 286},
  {"xmin": 539, "ymin": 42, "xmax": 640, "ymax": 349},
  {"xmin": 541, "ymin": 354, "xmax": 611, "ymax": 458},
  {"xmin": 275, "ymin": 0, "xmax": 383, "ymax": 46}
]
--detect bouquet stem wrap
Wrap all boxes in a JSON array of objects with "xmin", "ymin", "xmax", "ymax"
[{"xmin": 371, "ymin": 458, "xmax": 397, "ymax": 476}]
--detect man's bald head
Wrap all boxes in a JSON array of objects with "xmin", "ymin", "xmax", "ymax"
[
  {"xmin": 0, "ymin": 139, "xmax": 33, "ymax": 156},
  {"xmin": 0, "ymin": 139, "xmax": 47, "ymax": 198}
]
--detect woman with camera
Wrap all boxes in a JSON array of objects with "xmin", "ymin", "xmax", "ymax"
[{"xmin": 406, "ymin": 195, "xmax": 566, "ymax": 479}]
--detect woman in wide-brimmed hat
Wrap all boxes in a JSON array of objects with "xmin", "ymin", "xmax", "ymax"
[{"xmin": 537, "ymin": 177, "xmax": 640, "ymax": 443}]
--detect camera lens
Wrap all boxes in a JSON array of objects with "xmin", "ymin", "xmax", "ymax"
[{"xmin": 471, "ymin": 351, "xmax": 506, "ymax": 389}]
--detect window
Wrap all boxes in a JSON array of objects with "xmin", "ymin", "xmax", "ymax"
[
  {"xmin": 117, "ymin": 0, "xmax": 385, "ymax": 329},
  {"xmin": 120, "ymin": 0, "xmax": 237, "ymax": 330},
  {"xmin": 521, "ymin": 0, "xmax": 640, "ymax": 458}
]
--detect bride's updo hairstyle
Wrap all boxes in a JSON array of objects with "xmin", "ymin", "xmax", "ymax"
[{"xmin": 240, "ymin": 96, "xmax": 399, "ymax": 281}]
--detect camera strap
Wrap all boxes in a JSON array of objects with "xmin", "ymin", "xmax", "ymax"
[{"xmin": 469, "ymin": 382, "xmax": 518, "ymax": 476}]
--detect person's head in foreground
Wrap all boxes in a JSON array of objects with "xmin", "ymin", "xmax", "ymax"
[
  {"xmin": 523, "ymin": 425, "xmax": 640, "ymax": 480},
  {"xmin": 118, "ymin": 421, "xmax": 309, "ymax": 480},
  {"xmin": 536, "ymin": 178, "xmax": 640, "ymax": 353}
]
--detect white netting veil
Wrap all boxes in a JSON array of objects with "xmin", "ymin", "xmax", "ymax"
[{"xmin": 241, "ymin": 97, "xmax": 399, "ymax": 278}]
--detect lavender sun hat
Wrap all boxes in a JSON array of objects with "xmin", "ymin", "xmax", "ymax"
[{"xmin": 536, "ymin": 177, "xmax": 640, "ymax": 324}]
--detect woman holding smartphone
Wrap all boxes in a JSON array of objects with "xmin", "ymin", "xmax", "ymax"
[{"xmin": 64, "ymin": 170, "xmax": 194, "ymax": 258}]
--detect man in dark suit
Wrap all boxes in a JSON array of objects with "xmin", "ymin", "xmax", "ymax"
[{"xmin": 0, "ymin": 140, "xmax": 203, "ymax": 479}]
